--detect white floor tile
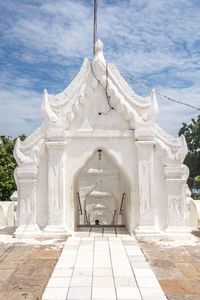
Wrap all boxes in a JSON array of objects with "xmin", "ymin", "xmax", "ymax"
[
  {"xmin": 140, "ymin": 287, "xmax": 167, "ymax": 300},
  {"xmin": 42, "ymin": 287, "xmax": 68, "ymax": 300},
  {"xmin": 109, "ymin": 237, "xmax": 122, "ymax": 240},
  {"xmin": 58, "ymin": 255, "xmax": 76, "ymax": 263},
  {"xmin": 93, "ymin": 276, "xmax": 114, "ymax": 287},
  {"xmin": 136, "ymin": 277, "xmax": 161, "ymax": 288},
  {"xmin": 129, "ymin": 256, "xmax": 146, "ymax": 263},
  {"xmin": 81, "ymin": 237, "xmax": 94, "ymax": 241},
  {"xmin": 92, "ymin": 299, "xmax": 115, "ymax": 300},
  {"xmin": 61, "ymin": 250, "xmax": 77, "ymax": 256},
  {"xmin": 73, "ymin": 268, "xmax": 92, "ymax": 277},
  {"xmin": 47, "ymin": 277, "xmax": 71, "ymax": 288},
  {"xmin": 116, "ymin": 287, "xmax": 142, "ymax": 299},
  {"xmin": 67, "ymin": 287, "xmax": 91, "ymax": 299},
  {"xmin": 78, "ymin": 250, "xmax": 93, "ymax": 256},
  {"xmin": 93, "ymin": 260, "xmax": 111, "ymax": 268},
  {"xmin": 93, "ymin": 268, "xmax": 113, "ymax": 277},
  {"xmin": 94, "ymin": 251, "xmax": 110, "ymax": 256},
  {"xmin": 70, "ymin": 276, "xmax": 92, "ymax": 286},
  {"xmin": 92, "ymin": 287, "xmax": 116, "ymax": 299},
  {"xmin": 112, "ymin": 267, "xmax": 133, "ymax": 276},
  {"xmin": 75, "ymin": 262, "xmax": 93, "ymax": 268},
  {"xmin": 114, "ymin": 276, "xmax": 137, "ymax": 287},
  {"xmin": 110, "ymin": 250, "xmax": 126, "ymax": 256},
  {"xmin": 52, "ymin": 268, "xmax": 73, "ymax": 278},
  {"xmin": 56, "ymin": 261, "xmax": 75, "ymax": 268},
  {"xmin": 117, "ymin": 298, "xmax": 142, "ymax": 300}
]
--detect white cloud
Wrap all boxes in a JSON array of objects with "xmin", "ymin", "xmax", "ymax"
[
  {"xmin": 0, "ymin": 0, "xmax": 199, "ymax": 137},
  {"xmin": 155, "ymin": 85, "xmax": 200, "ymax": 136},
  {"xmin": 0, "ymin": 88, "xmax": 42, "ymax": 137}
]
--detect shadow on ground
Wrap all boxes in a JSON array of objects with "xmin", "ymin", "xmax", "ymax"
[
  {"xmin": 0, "ymin": 226, "xmax": 16, "ymax": 235},
  {"xmin": 191, "ymin": 227, "xmax": 200, "ymax": 238}
]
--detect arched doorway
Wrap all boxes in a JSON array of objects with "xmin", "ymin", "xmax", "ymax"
[{"xmin": 73, "ymin": 148, "xmax": 130, "ymax": 231}]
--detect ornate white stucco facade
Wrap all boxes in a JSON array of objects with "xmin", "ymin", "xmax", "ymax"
[{"xmin": 13, "ymin": 40, "xmax": 197, "ymax": 237}]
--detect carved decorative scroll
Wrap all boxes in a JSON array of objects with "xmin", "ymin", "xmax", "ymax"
[
  {"xmin": 19, "ymin": 179, "xmax": 37, "ymax": 226},
  {"xmin": 136, "ymin": 141, "xmax": 155, "ymax": 226},
  {"xmin": 46, "ymin": 142, "xmax": 67, "ymax": 227}
]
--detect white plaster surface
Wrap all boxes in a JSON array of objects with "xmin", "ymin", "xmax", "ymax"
[
  {"xmin": 0, "ymin": 206, "xmax": 5, "ymax": 227},
  {"xmin": 192, "ymin": 200, "xmax": 200, "ymax": 226},
  {"xmin": 0, "ymin": 201, "xmax": 15, "ymax": 226},
  {"xmin": 13, "ymin": 39, "xmax": 198, "ymax": 237}
]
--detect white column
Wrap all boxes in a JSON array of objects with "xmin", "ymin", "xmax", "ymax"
[
  {"xmin": 14, "ymin": 167, "xmax": 40, "ymax": 236},
  {"xmin": 164, "ymin": 166, "xmax": 187, "ymax": 232},
  {"xmin": 43, "ymin": 141, "xmax": 68, "ymax": 234},
  {"xmin": 135, "ymin": 141, "xmax": 158, "ymax": 234}
]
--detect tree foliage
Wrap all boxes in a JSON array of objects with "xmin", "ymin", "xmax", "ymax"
[
  {"xmin": 194, "ymin": 175, "xmax": 200, "ymax": 191},
  {"xmin": 178, "ymin": 115, "xmax": 200, "ymax": 192},
  {"xmin": 0, "ymin": 135, "xmax": 26, "ymax": 201}
]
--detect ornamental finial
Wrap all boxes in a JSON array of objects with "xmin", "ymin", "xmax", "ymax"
[{"xmin": 93, "ymin": 38, "xmax": 106, "ymax": 66}]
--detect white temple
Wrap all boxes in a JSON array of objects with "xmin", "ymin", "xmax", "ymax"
[{"xmin": 13, "ymin": 40, "xmax": 197, "ymax": 237}]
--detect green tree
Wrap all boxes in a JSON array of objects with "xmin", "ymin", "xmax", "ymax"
[
  {"xmin": 194, "ymin": 175, "xmax": 200, "ymax": 191},
  {"xmin": 0, "ymin": 135, "xmax": 26, "ymax": 201},
  {"xmin": 193, "ymin": 176, "xmax": 200, "ymax": 199},
  {"xmin": 178, "ymin": 114, "xmax": 200, "ymax": 190}
]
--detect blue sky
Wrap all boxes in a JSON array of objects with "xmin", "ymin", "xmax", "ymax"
[{"xmin": 0, "ymin": 0, "xmax": 199, "ymax": 137}]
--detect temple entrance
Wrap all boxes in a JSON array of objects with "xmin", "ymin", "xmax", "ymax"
[{"xmin": 74, "ymin": 149, "xmax": 130, "ymax": 232}]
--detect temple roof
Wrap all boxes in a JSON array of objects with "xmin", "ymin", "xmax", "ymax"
[
  {"xmin": 14, "ymin": 39, "xmax": 187, "ymax": 167},
  {"xmin": 40, "ymin": 39, "xmax": 159, "ymax": 131}
]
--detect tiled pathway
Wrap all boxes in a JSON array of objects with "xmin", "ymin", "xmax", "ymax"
[{"xmin": 42, "ymin": 233, "xmax": 167, "ymax": 300}]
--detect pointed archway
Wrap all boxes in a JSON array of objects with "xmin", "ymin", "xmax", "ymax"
[{"xmin": 73, "ymin": 148, "xmax": 130, "ymax": 231}]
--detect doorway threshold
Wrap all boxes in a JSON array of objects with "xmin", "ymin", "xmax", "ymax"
[{"xmin": 76, "ymin": 225, "xmax": 128, "ymax": 237}]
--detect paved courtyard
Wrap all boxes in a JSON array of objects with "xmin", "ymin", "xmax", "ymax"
[{"xmin": 0, "ymin": 227, "xmax": 200, "ymax": 299}]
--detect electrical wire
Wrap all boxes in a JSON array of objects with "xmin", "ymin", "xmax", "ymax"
[
  {"xmin": 93, "ymin": 0, "xmax": 98, "ymax": 56},
  {"xmin": 121, "ymin": 72, "xmax": 200, "ymax": 111},
  {"xmin": 92, "ymin": 0, "xmax": 113, "ymax": 114},
  {"xmin": 91, "ymin": 62, "xmax": 114, "ymax": 114},
  {"xmin": 121, "ymin": 72, "xmax": 153, "ymax": 92}
]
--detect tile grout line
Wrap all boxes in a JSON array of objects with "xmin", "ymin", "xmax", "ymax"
[
  {"xmin": 108, "ymin": 236, "xmax": 118, "ymax": 300},
  {"xmin": 41, "ymin": 237, "xmax": 81, "ymax": 300},
  {"xmin": 122, "ymin": 237, "xmax": 144, "ymax": 300},
  {"xmin": 65, "ymin": 237, "xmax": 81, "ymax": 300},
  {"xmin": 91, "ymin": 237, "xmax": 95, "ymax": 300}
]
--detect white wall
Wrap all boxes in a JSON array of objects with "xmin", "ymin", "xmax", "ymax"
[
  {"xmin": 36, "ymin": 149, "xmax": 48, "ymax": 228},
  {"xmin": 0, "ymin": 201, "xmax": 15, "ymax": 226},
  {"xmin": 68, "ymin": 88, "xmax": 130, "ymax": 131},
  {"xmin": 153, "ymin": 155, "xmax": 167, "ymax": 230}
]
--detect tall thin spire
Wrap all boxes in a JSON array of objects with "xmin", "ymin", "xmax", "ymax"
[{"xmin": 93, "ymin": 0, "xmax": 98, "ymax": 56}]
